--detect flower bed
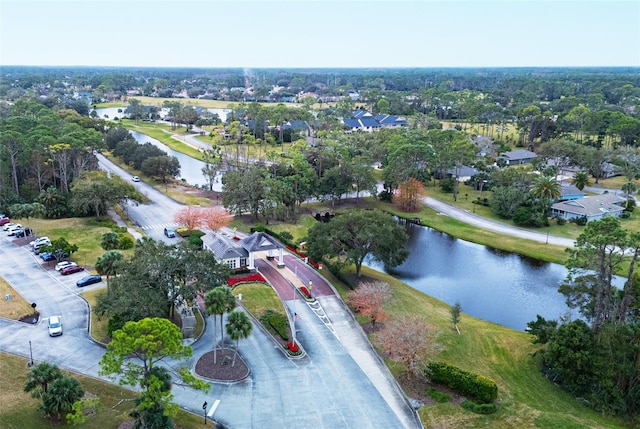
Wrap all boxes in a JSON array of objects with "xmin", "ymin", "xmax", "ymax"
[
  {"xmin": 286, "ymin": 246, "xmax": 321, "ymax": 269},
  {"xmin": 227, "ymin": 273, "xmax": 267, "ymax": 287},
  {"xmin": 299, "ymin": 286, "xmax": 313, "ymax": 300}
]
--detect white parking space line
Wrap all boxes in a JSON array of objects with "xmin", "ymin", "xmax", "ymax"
[{"xmin": 207, "ymin": 399, "xmax": 220, "ymax": 417}]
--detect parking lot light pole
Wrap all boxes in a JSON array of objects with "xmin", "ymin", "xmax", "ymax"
[
  {"xmin": 28, "ymin": 340, "xmax": 34, "ymax": 367},
  {"xmin": 203, "ymin": 401, "xmax": 208, "ymax": 424}
]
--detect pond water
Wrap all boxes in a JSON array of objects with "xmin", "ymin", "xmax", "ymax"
[
  {"xmin": 128, "ymin": 131, "xmax": 224, "ymax": 189},
  {"xmin": 365, "ymin": 221, "xmax": 579, "ymax": 331}
]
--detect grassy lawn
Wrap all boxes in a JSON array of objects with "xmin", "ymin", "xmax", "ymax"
[
  {"xmin": 347, "ymin": 266, "xmax": 629, "ymax": 429},
  {"xmin": 265, "ymin": 215, "xmax": 317, "ymax": 243},
  {"xmin": 128, "ymin": 96, "xmax": 292, "ymax": 109},
  {"xmin": 13, "ymin": 217, "xmax": 134, "ymax": 270},
  {"xmin": 119, "ymin": 120, "xmax": 206, "ymax": 161},
  {"xmin": 82, "ymin": 287, "xmax": 109, "ymax": 344},
  {"xmin": 596, "ymin": 176, "xmax": 640, "ymax": 190},
  {"xmin": 0, "ymin": 276, "xmax": 34, "ymax": 319},
  {"xmin": 0, "ymin": 352, "xmax": 214, "ymax": 429},
  {"xmin": 441, "ymin": 120, "xmax": 520, "ymax": 141},
  {"xmin": 232, "ymin": 282, "xmax": 286, "ymax": 318}
]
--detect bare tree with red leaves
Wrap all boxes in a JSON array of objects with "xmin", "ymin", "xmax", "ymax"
[
  {"xmin": 374, "ymin": 315, "xmax": 434, "ymax": 377},
  {"xmin": 395, "ymin": 178, "xmax": 425, "ymax": 212},
  {"xmin": 173, "ymin": 206, "xmax": 204, "ymax": 230},
  {"xmin": 201, "ymin": 206, "xmax": 233, "ymax": 231},
  {"xmin": 348, "ymin": 281, "xmax": 391, "ymax": 329}
]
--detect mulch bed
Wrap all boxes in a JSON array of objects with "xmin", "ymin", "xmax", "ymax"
[
  {"xmin": 19, "ymin": 311, "xmax": 40, "ymax": 324},
  {"xmin": 195, "ymin": 348, "xmax": 250, "ymax": 382}
]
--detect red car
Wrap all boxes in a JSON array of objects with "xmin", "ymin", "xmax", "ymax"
[
  {"xmin": 60, "ymin": 265, "xmax": 84, "ymax": 275},
  {"xmin": 0, "ymin": 217, "xmax": 10, "ymax": 226}
]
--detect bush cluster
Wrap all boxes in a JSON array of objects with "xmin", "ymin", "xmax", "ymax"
[
  {"xmin": 427, "ymin": 361, "xmax": 498, "ymax": 404},
  {"xmin": 260, "ymin": 310, "xmax": 289, "ymax": 342}
]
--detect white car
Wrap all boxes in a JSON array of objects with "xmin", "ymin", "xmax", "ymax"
[
  {"xmin": 55, "ymin": 261, "xmax": 77, "ymax": 272},
  {"xmin": 7, "ymin": 224, "xmax": 23, "ymax": 235},
  {"xmin": 131, "ymin": 175, "xmax": 140, "ymax": 182},
  {"xmin": 3, "ymin": 222, "xmax": 20, "ymax": 231},
  {"xmin": 48, "ymin": 315, "xmax": 62, "ymax": 337},
  {"xmin": 30, "ymin": 237, "xmax": 50, "ymax": 248}
]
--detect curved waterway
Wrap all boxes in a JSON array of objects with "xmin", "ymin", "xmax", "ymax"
[{"xmin": 365, "ymin": 221, "xmax": 578, "ymax": 331}]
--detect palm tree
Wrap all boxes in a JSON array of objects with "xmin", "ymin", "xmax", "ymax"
[
  {"xmin": 95, "ymin": 250, "xmax": 123, "ymax": 292},
  {"xmin": 42, "ymin": 375, "xmax": 84, "ymax": 420},
  {"xmin": 205, "ymin": 286, "xmax": 236, "ymax": 364},
  {"xmin": 225, "ymin": 311, "xmax": 253, "ymax": 367},
  {"xmin": 24, "ymin": 362, "xmax": 62, "ymax": 399},
  {"xmin": 571, "ymin": 171, "xmax": 592, "ymax": 191},
  {"xmin": 531, "ymin": 175, "xmax": 561, "ymax": 217},
  {"xmin": 621, "ymin": 181, "xmax": 638, "ymax": 201}
]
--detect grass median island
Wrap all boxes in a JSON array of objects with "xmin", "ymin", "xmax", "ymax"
[
  {"xmin": 232, "ymin": 282, "xmax": 286, "ymax": 318},
  {"xmin": 0, "ymin": 277, "xmax": 34, "ymax": 320},
  {"xmin": 82, "ymin": 287, "xmax": 110, "ymax": 344}
]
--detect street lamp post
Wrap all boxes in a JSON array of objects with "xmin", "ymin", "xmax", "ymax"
[
  {"xmin": 203, "ymin": 401, "xmax": 208, "ymax": 425},
  {"xmin": 28, "ymin": 340, "xmax": 34, "ymax": 367}
]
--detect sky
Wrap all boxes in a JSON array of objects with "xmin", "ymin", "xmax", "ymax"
[{"xmin": 1, "ymin": 0, "xmax": 639, "ymax": 68}]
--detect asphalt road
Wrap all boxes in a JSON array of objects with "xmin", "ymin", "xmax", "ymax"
[
  {"xmin": 423, "ymin": 196, "xmax": 577, "ymax": 248},
  {"xmin": 97, "ymin": 153, "xmax": 182, "ymax": 243}
]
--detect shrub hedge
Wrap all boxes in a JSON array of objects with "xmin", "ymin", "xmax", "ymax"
[
  {"xmin": 260, "ymin": 310, "xmax": 289, "ymax": 342},
  {"xmin": 427, "ymin": 361, "xmax": 498, "ymax": 404}
]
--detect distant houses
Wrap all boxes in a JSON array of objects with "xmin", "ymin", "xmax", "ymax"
[{"xmin": 342, "ymin": 110, "xmax": 407, "ymax": 133}]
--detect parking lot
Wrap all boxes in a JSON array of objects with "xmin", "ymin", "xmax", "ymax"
[{"xmin": 0, "ymin": 230, "xmax": 106, "ymax": 374}]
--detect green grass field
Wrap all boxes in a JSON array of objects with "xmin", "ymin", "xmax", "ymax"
[
  {"xmin": 350, "ymin": 266, "xmax": 629, "ymax": 429},
  {"xmin": 0, "ymin": 352, "xmax": 213, "ymax": 429},
  {"xmin": 13, "ymin": 217, "xmax": 135, "ymax": 270},
  {"xmin": 232, "ymin": 282, "xmax": 286, "ymax": 318}
]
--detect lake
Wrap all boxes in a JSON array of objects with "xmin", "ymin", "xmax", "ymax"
[{"xmin": 365, "ymin": 221, "xmax": 579, "ymax": 331}]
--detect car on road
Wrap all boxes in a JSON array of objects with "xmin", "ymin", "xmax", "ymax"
[
  {"xmin": 55, "ymin": 261, "xmax": 77, "ymax": 272},
  {"xmin": 48, "ymin": 315, "xmax": 62, "ymax": 336},
  {"xmin": 40, "ymin": 252, "xmax": 56, "ymax": 262},
  {"xmin": 76, "ymin": 275, "xmax": 102, "ymax": 288},
  {"xmin": 164, "ymin": 227, "xmax": 177, "ymax": 238},
  {"xmin": 60, "ymin": 265, "xmax": 83, "ymax": 275},
  {"xmin": 132, "ymin": 175, "xmax": 140, "ymax": 182}
]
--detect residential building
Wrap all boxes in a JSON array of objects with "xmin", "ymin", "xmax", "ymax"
[
  {"xmin": 499, "ymin": 149, "xmax": 537, "ymax": 166},
  {"xmin": 550, "ymin": 193, "xmax": 626, "ymax": 222}
]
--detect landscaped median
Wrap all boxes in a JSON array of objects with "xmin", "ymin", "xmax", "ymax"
[{"xmin": 229, "ymin": 276, "xmax": 304, "ymax": 358}]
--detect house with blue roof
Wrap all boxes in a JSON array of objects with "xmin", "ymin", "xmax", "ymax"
[
  {"xmin": 374, "ymin": 114, "xmax": 408, "ymax": 128},
  {"xmin": 342, "ymin": 110, "xmax": 407, "ymax": 133}
]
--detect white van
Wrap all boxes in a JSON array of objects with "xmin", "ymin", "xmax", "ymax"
[{"xmin": 48, "ymin": 315, "xmax": 62, "ymax": 336}]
